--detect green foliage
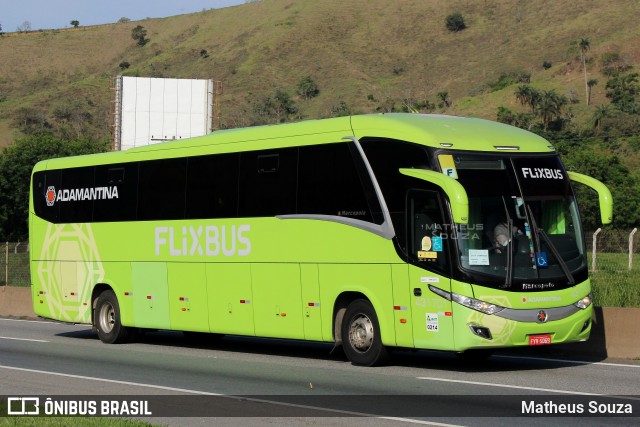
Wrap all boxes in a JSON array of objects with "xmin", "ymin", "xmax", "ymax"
[
  {"xmin": 12, "ymin": 107, "xmax": 52, "ymax": 135},
  {"xmin": 253, "ymin": 88, "xmax": 299, "ymax": 123},
  {"xmin": 605, "ymin": 71, "xmax": 639, "ymax": 113},
  {"xmin": 330, "ymin": 101, "xmax": 351, "ymax": 117},
  {"xmin": 70, "ymin": 20, "xmax": 80, "ymax": 28},
  {"xmin": 200, "ymin": 49, "xmax": 209, "ymax": 58},
  {"xmin": 131, "ymin": 25, "xmax": 149, "ymax": 46},
  {"xmin": 552, "ymin": 136, "xmax": 640, "ymax": 231},
  {"xmin": 0, "ymin": 134, "xmax": 109, "ymax": 240},
  {"xmin": 488, "ymin": 71, "xmax": 531, "ymax": 92},
  {"xmin": 119, "ymin": 61, "xmax": 130, "ymax": 70},
  {"xmin": 296, "ymin": 76, "xmax": 319, "ymax": 100},
  {"xmin": 600, "ymin": 51, "xmax": 631, "ymax": 77},
  {"xmin": 496, "ymin": 106, "xmax": 533, "ymax": 129},
  {"xmin": 445, "ymin": 13, "xmax": 466, "ymax": 32},
  {"xmin": 543, "ymin": 61, "xmax": 552, "ymax": 70},
  {"xmin": 510, "ymin": 86, "xmax": 568, "ymax": 130},
  {"xmin": 437, "ymin": 91, "xmax": 451, "ymax": 108}
]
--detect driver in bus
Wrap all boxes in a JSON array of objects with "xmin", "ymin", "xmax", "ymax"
[{"xmin": 493, "ymin": 220, "xmax": 523, "ymax": 253}]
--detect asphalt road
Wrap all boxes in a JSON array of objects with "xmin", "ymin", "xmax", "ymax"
[{"xmin": 1, "ymin": 317, "xmax": 639, "ymax": 426}]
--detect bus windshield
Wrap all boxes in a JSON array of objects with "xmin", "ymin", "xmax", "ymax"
[{"xmin": 441, "ymin": 153, "xmax": 586, "ymax": 287}]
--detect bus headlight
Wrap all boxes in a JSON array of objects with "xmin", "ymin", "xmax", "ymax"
[
  {"xmin": 574, "ymin": 293, "xmax": 592, "ymax": 309},
  {"xmin": 429, "ymin": 285, "xmax": 505, "ymax": 315}
]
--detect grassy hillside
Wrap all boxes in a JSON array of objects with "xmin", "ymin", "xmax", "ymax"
[{"xmin": 1, "ymin": 0, "xmax": 639, "ymax": 147}]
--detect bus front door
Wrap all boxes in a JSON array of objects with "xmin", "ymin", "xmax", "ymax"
[{"xmin": 407, "ymin": 190, "xmax": 455, "ymax": 351}]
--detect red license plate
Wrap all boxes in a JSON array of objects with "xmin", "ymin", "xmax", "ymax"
[{"xmin": 529, "ymin": 334, "xmax": 552, "ymax": 346}]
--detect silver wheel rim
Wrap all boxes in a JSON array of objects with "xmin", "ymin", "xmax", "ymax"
[
  {"xmin": 348, "ymin": 313, "xmax": 374, "ymax": 352},
  {"xmin": 98, "ymin": 301, "xmax": 115, "ymax": 334}
]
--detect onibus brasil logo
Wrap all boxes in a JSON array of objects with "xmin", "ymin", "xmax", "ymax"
[{"xmin": 45, "ymin": 186, "xmax": 119, "ymax": 206}]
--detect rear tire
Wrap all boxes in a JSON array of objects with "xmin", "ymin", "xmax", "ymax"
[
  {"xmin": 340, "ymin": 299, "xmax": 389, "ymax": 366},
  {"xmin": 95, "ymin": 290, "xmax": 131, "ymax": 344}
]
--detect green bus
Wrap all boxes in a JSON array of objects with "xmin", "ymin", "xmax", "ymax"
[{"xmin": 29, "ymin": 113, "xmax": 612, "ymax": 366}]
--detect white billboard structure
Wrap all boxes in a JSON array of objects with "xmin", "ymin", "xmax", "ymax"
[{"xmin": 113, "ymin": 76, "xmax": 215, "ymax": 151}]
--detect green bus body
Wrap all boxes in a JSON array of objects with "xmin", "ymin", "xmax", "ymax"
[{"xmin": 29, "ymin": 114, "xmax": 611, "ymax": 365}]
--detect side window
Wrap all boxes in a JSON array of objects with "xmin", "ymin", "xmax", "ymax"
[
  {"xmin": 298, "ymin": 142, "xmax": 382, "ymax": 224},
  {"xmin": 59, "ymin": 166, "xmax": 95, "ymax": 223},
  {"xmin": 361, "ymin": 138, "xmax": 432, "ymax": 251},
  {"xmin": 137, "ymin": 159, "xmax": 187, "ymax": 221},
  {"xmin": 185, "ymin": 153, "xmax": 239, "ymax": 219},
  {"xmin": 93, "ymin": 163, "xmax": 138, "ymax": 222},
  {"xmin": 238, "ymin": 148, "xmax": 298, "ymax": 217},
  {"xmin": 33, "ymin": 170, "xmax": 61, "ymax": 223},
  {"xmin": 407, "ymin": 190, "xmax": 449, "ymax": 274}
]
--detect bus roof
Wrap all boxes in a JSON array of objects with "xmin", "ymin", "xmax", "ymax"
[{"xmin": 34, "ymin": 114, "xmax": 554, "ymax": 171}]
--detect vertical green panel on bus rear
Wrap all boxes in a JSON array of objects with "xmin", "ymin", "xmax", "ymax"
[
  {"xmin": 131, "ymin": 262, "xmax": 170, "ymax": 329},
  {"xmin": 391, "ymin": 264, "xmax": 413, "ymax": 347},
  {"xmin": 408, "ymin": 265, "xmax": 455, "ymax": 351},
  {"xmin": 206, "ymin": 263, "xmax": 254, "ymax": 335},
  {"xmin": 103, "ymin": 262, "xmax": 133, "ymax": 327},
  {"xmin": 252, "ymin": 264, "xmax": 304, "ymax": 339},
  {"xmin": 300, "ymin": 264, "xmax": 322, "ymax": 341},
  {"xmin": 168, "ymin": 263, "xmax": 209, "ymax": 332}
]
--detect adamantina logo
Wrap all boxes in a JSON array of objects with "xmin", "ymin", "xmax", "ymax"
[
  {"xmin": 44, "ymin": 185, "xmax": 119, "ymax": 206},
  {"xmin": 46, "ymin": 186, "xmax": 56, "ymax": 206}
]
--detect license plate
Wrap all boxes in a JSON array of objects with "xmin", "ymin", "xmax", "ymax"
[{"xmin": 529, "ymin": 334, "xmax": 552, "ymax": 346}]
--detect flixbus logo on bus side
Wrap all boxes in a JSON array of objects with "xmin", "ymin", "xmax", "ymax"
[{"xmin": 154, "ymin": 225, "xmax": 251, "ymax": 257}]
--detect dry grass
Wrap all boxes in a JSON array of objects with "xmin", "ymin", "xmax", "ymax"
[{"xmin": 0, "ymin": 0, "xmax": 638, "ymax": 138}]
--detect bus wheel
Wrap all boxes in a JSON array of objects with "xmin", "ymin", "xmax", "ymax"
[
  {"xmin": 95, "ymin": 290, "xmax": 131, "ymax": 344},
  {"xmin": 341, "ymin": 299, "xmax": 388, "ymax": 366}
]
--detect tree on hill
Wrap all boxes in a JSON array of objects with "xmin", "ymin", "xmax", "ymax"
[
  {"xmin": 587, "ymin": 79, "xmax": 598, "ymax": 106},
  {"xmin": 578, "ymin": 38, "xmax": 590, "ymax": 104},
  {"xmin": 17, "ymin": 21, "xmax": 31, "ymax": 32},
  {"xmin": 445, "ymin": 13, "xmax": 466, "ymax": 32},
  {"xmin": 536, "ymin": 90, "xmax": 567, "ymax": 130},
  {"xmin": 605, "ymin": 71, "xmax": 639, "ymax": 113},
  {"xmin": 297, "ymin": 76, "xmax": 319, "ymax": 100},
  {"xmin": 70, "ymin": 20, "xmax": 79, "ymax": 28},
  {"xmin": 131, "ymin": 25, "xmax": 149, "ymax": 46}
]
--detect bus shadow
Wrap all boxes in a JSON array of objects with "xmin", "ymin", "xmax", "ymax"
[
  {"xmin": 57, "ymin": 327, "xmax": 610, "ymax": 373},
  {"xmin": 59, "ymin": 304, "xmax": 612, "ymax": 372}
]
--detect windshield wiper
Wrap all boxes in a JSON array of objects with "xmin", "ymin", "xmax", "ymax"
[{"xmin": 526, "ymin": 205, "xmax": 575, "ymax": 285}]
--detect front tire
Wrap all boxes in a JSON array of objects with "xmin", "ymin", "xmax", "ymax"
[
  {"xmin": 340, "ymin": 299, "xmax": 389, "ymax": 366},
  {"xmin": 95, "ymin": 290, "xmax": 131, "ymax": 344}
]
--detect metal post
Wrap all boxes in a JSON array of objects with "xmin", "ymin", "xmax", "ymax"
[
  {"xmin": 4, "ymin": 242, "xmax": 8, "ymax": 286},
  {"xmin": 629, "ymin": 228, "xmax": 638, "ymax": 271},
  {"xmin": 591, "ymin": 228, "xmax": 601, "ymax": 272}
]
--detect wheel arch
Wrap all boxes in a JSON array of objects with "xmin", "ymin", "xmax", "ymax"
[
  {"xmin": 91, "ymin": 283, "xmax": 114, "ymax": 327},
  {"xmin": 332, "ymin": 291, "xmax": 369, "ymax": 345}
]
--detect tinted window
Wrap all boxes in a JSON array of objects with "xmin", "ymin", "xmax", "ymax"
[
  {"xmin": 33, "ymin": 170, "xmax": 61, "ymax": 223},
  {"xmin": 298, "ymin": 142, "xmax": 382, "ymax": 224},
  {"xmin": 238, "ymin": 148, "xmax": 298, "ymax": 217},
  {"xmin": 93, "ymin": 163, "xmax": 138, "ymax": 222},
  {"xmin": 59, "ymin": 166, "xmax": 95, "ymax": 223},
  {"xmin": 186, "ymin": 153, "xmax": 239, "ymax": 219},
  {"xmin": 137, "ymin": 159, "xmax": 187, "ymax": 221},
  {"xmin": 361, "ymin": 138, "xmax": 432, "ymax": 249}
]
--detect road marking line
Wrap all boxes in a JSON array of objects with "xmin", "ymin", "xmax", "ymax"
[
  {"xmin": 0, "ymin": 336, "xmax": 49, "ymax": 343},
  {"xmin": 0, "ymin": 318, "xmax": 85, "ymax": 326},
  {"xmin": 0, "ymin": 318, "xmax": 53, "ymax": 324},
  {"xmin": 0, "ymin": 365, "xmax": 461, "ymax": 426},
  {"xmin": 417, "ymin": 376, "xmax": 601, "ymax": 396}
]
